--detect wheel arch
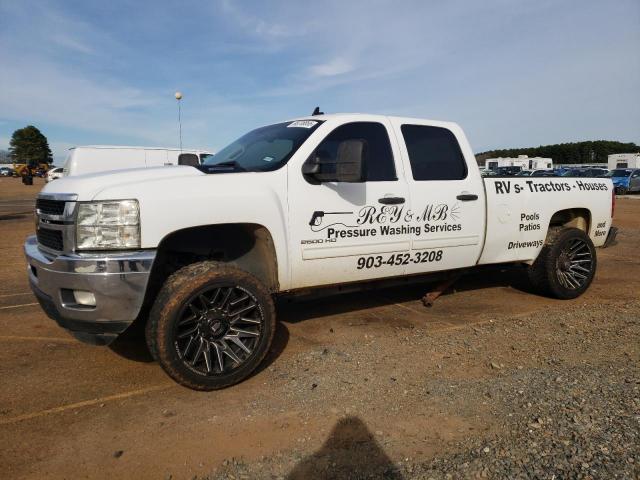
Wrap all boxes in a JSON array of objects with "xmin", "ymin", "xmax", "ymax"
[
  {"xmin": 546, "ymin": 208, "xmax": 591, "ymax": 240},
  {"xmin": 140, "ymin": 223, "xmax": 279, "ymax": 319}
]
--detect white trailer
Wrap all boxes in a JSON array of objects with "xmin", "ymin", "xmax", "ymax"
[
  {"xmin": 485, "ymin": 155, "xmax": 552, "ymax": 171},
  {"xmin": 527, "ymin": 157, "xmax": 553, "ymax": 170},
  {"xmin": 62, "ymin": 146, "xmax": 213, "ymax": 177},
  {"xmin": 608, "ymin": 153, "xmax": 640, "ymax": 170}
]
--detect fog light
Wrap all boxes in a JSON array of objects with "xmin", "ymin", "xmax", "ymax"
[{"xmin": 73, "ymin": 290, "xmax": 96, "ymax": 306}]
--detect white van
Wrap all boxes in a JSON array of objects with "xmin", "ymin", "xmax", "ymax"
[{"xmin": 62, "ymin": 146, "xmax": 213, "ymax": 177}]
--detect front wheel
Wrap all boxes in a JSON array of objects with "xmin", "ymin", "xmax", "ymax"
[
  {"xmin": 147, "ymin": 261, "xmax": 275, "ymax": 391},
  {"xmin": 528, "ymin": 227, "xmax": 597, "ymax": 299}
]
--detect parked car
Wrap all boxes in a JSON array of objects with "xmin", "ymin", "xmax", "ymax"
[
  {"xmin": 587, "ymin": 168, "xmax": 609, "ymax": 177},
  {"xmin": 26, "ymin": 112, "xmax": 617, "ymax": 390},
  {"xmin": 607, "ymin": 168, "xmax": 640, "ymax": 194},
  {"xmin": 496, "ymin": 166, "xmax": 522, "ymax": 176},
  {"xmin": 560, "ymin": 168, "xmax": 608, "ymax": 177},
  {"xmin": 45, "ymin": 167, "xmax": 64, "ymax": 183},
  {"xmin": 517, "ymin": 170, "xmax": 555, "ymax": 177},
  {"xmin": 531, "ymin": 169, "xmax": 557, "ymax": 177},
  {"xmin": 0, "ymin": 166, "xmax": 15, "ymax": 177},
  {"xmin": 62, "ymin": 146, "xmax": 213, "ymax": 177}
]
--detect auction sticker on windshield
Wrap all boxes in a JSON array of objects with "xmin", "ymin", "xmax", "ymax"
[{"xmin": 287, "ymin": 120, "xmax": 318, "ymax": 128}]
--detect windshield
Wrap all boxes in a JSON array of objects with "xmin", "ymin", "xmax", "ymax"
[
  {"xmin": 201, "ymin": 120, "xmax": 323, "ymax": 173},
  {"xmin": 607, "ymin": 169, "xmax": 632, "ymax": 177}
]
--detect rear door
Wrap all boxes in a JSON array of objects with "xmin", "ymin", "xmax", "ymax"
[
  {"xmin": 389, "ymin": 119, "xmax": 486, "ymax": 274},
  {"xmin": 287, "ymin": 118, "xmax": 411, "ymax": 288}
]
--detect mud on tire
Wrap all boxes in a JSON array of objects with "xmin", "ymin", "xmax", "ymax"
[
  {"xmin": 528, "ymin": 227, "xmax": 597, "ymax": 300},
  {"xmin": 146, "ymin": 261, "xmax": 275, "ymax": 391}
]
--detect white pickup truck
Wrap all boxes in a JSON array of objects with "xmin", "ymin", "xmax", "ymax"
[{"xmin": 25, "ymin": 113, "xmax": 618, "ymax": 390}]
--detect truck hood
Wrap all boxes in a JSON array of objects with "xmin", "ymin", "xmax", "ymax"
[{"xmin": 40, "ymin": 165, "xmax": 205, "ymax": 200}]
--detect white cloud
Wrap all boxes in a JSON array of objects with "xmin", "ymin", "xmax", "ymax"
[
  {"xmin": 217, "ymin": 0, "xmax": 315, "ymax": 40},
  {"xmin": 0, "ymin": 54, "xmax": 160, "ymax": 137},
  {"xmin": 307, "ymin": 58, "xmax": 354, "ymax": 77}
]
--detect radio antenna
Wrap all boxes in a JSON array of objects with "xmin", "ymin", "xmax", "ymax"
[{"xmin": 175, "ymin": 91, "xmax": 183, "ymax": 152}]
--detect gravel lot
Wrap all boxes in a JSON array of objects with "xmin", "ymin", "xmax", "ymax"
[
  {"xmin": 1, "ymin": 177, "xmax": 638, "ymax": 479},
  {"xmin": 206, "ymin": 300, "xmax": 639, "ymax": 480}
]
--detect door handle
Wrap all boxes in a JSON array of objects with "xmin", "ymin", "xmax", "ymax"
[
  {"xmin": 456, "ymin": 193, "xmax": 478, "ymax": 201},
  {"xmin": 378, "ymin": 196, "xmax": 405, "ymax": 205}
]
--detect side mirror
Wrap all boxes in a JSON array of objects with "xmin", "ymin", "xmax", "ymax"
[{"xmin": 302, "ymin": 139, "xmax": 365, "ymax": 183}]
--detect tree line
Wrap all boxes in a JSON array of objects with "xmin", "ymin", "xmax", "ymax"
[{"xmin": 476, "ymin": 140, "xmax": 640, "ymax": 165}]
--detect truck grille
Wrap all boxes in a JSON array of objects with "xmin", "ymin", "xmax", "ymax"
[
  {"xmin": 37, "ymin": 228, "xmax": 64, "ymax": 251},
  {"xmin": 36, "ymin": 198, "xmax": 66, "ymax": 215}
]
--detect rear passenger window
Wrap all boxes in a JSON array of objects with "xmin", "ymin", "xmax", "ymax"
[
  {"xmin": 315, "ymin": 122, "xmax": 397, "ymax": 181},
  {"xmin": 401, "ymin": 125, "xmax": 467, "ymax": 181}
]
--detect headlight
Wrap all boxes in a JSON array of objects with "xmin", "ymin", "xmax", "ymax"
[{"xmin": 76, "ymin": 200, "xmax": 140, "ymax": 250}]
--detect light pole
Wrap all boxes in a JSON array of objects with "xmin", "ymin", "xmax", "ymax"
[{"xmin": 175, "ymin": 91, "xmax": 183, "ymax": 152}]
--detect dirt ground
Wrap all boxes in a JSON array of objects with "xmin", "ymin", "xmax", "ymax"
[{"xmin": 0, "ymin": 177, "xmax": 638, "ymax": 479}]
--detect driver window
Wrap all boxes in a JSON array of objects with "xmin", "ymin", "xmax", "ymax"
[{"xmin": 314, "ymin": 122, "xmax": 396, "ymax": 181}]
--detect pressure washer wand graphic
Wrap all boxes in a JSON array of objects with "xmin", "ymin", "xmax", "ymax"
[{"xmin": 309, "ymin": 210, "xmax": 353, "ymax": 227}]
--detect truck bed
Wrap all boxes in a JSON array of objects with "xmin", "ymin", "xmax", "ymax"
[{"xmin": 478, "ymin": 176, "xmax": 613, "ymax": 265}]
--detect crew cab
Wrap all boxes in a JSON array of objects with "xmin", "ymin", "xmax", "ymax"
[{"xmin": 25, "ymin": 113, "xmax": 618, "ymax": 390}]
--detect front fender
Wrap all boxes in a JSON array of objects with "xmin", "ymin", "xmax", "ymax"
[{"xmin": 95, "ymin": 170, "xmax": 291, "ymax": 289}]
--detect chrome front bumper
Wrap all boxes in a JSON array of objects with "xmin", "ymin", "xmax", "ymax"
[{"xmin": 24, "ymin": 235, "xmax": 156, "ymax": 345}]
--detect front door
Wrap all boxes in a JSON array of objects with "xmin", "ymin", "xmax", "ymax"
[{"xmin": 288, "ymin": 119, "xmax": 411, "ymax": 289}]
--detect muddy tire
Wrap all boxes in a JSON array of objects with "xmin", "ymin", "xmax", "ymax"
[
  {"xmin": 528, "ymin": 227, "xmax": 597, "ymax": 299},
  {"xmin": 147, "ymin": 261, "xmax": 275, "ymax": 391}
]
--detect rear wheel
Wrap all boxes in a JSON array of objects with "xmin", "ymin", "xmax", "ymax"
[
  {"xmin": 528, "ymin": 227, "xmax": 597, "ymax": 299},
  {"xmin": 147, "ymin": 262, "xmax": 275, "ymax": 390}
]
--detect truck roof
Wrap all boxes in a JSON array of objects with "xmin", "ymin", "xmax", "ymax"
[{"xmin": 291, "ymin": 113, "xmax": 460, "ymax": 129}]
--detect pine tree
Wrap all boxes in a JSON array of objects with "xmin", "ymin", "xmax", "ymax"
[{"xmin": 9, "ymin": 126, "xmax": 53, "ymax": 168}]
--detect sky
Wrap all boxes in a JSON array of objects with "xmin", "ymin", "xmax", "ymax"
[{"xmin": 0, "ymin": 0, "xmax": 639, "ymax": 163}]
